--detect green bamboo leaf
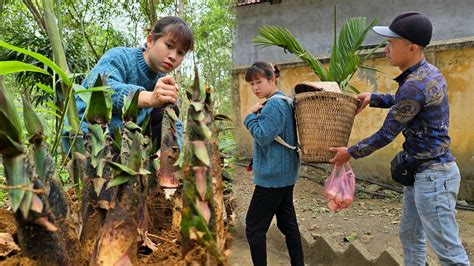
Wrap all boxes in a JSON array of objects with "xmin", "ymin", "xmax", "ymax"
[
  {"xmin": 191, "ymin": 102, "xmax": 204, "ymax": 112},
  {"xmin": 192, "ymin": 141, "xmax": 210, "ymax": 166},
  {"xmin": 96, "ymin": 158, "xmax": 106, "ymax": 178},
  {"xmin": 33, "ymin": 144, "xmax": 48, "ymax": 182},
  {"xmin": 195, "ymin": 122, "xmax": 212, "ymax": 140},
  {"xmin": 73, "ymin": 86, "xmax": 113, "ymax": 94},
  {"xmin": 86, "ymin": 89, "xmax": 113, "ymax": 124},
  {"xmin": 45, "ymin": 102, "xmax": 61, "ymax": 112},
  {"xmin": 122, "ymin": 90, "xmax": 140, "ymax": 122},
  {"xmin": 192, "ymin": 111, "xmax": 206, "ymax": 122},
  {"xmin": 93, "ymin": 177, "xmax": 106, "ymax": 196},
  {"xmin": 0, "ymin": 86, "xmax": 23, "ymax": 143},
  {"xmin": 35, "ymin": 83, "xmax": 54, "ymax": 95},
  {"xmin": 124, "ymin": 121, "xmax": 141, "ymax": 131},
  {"xmin": 82, "ymin": 75, "xmax": 113, "ymax": 124},
  {"xmin": 73, "ymin": 84, "xmax": 90, "ymax": 107},
  {"xmin": 165, "ymin": 105, "xmax": 178, "ymax": 121},
  {"xmin": 106, "ymin": 175, "xmax": 131, "ymax": 189},
  {"xmin": 35, "ymin": 108, "xmax": 61, "ymax": 119},
  {"xmin": 0, "ymin": 61, "xmax": 50, "ymax": 76},
  {"xmin": 88, "ymin": 124, "xmax": 105, "ymax": 157},
  {"xmin": 111, "ymin": 125, "xmax": 122, "ymax": 152},
  {"xmin": 67, "ymin": 72, "xmax": 86, "ymax": 79},
  {"xmin": 22, "ymin": 95, "xmax": 44, "ymax": 138},
  {"xmin": 3, "ymin": 155, "xmax": 28, "ymax": 212},
  {"xmin": 107, "ymin": 161, "xmax": 138, "ymax": 175},
  {"xmin": 19, "ymin": 189, "xmax": 33, "ymax": 219},
  {"xmin": 126, "ymin": 132, "xmax": 143, "ymax": 172},
  {"xmin": 0, "ymin": 41, "xmax": 71, "ymax": 87},
  {"xmin": 0, "ymin": 131, "xmax": 24, "ymax": 155},
  {"xmin": 0, "ymin": 110, "xmax": 22, "ymax": 144}
]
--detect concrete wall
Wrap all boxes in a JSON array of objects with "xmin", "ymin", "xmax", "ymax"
[
  {"xmin": 232, "ymin": 40, "xmax": 474, "ymax": 200},
  {"xmin": 233, "ymin": 0, "xmax": 474, "ymax": 68}
]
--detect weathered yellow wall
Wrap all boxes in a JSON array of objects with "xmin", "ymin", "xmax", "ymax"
[{"xmin": 233, "ymin": 44, "xmax": 474, "ymax": 200}]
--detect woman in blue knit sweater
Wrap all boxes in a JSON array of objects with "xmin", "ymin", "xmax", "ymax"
[
  {"xmin": 244, "ymin": 62, "xmax": 304, "ymax": 266},
  {"xmin": 64, "ymin": 16, "xmax": 193, "ymax": 186},
  {"xmin": 76, "ymin": 16, "xmax": 193, "ymax": 141}
]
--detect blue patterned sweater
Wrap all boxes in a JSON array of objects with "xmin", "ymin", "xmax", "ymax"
[
  {"xmin": 244, "ymin": 91, "xmax": 300, "ymax": 188},
  {"xmin": 72, "ymin": 47, "xmax": 182, "ymax": 146},
  {"xmin": 348, "ymin": 59, "xmax": 454, "ymax": 171}
]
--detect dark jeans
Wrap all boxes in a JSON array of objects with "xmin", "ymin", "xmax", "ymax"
[{"xmin": 246, "ymin": 185, "xmax": 304, "ymax": 266}]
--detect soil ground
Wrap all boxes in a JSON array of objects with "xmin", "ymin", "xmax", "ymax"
[
  {"xmin": 229, "ymin": 163, "xmax": 474, "ymax": 265},
  {"xmin": 1, "ymin": 163, "xmax": 472, "ymax": 265}
]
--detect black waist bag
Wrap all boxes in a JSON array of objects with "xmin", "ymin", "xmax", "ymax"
[{"xmin": 390, "ymin": 152, "xmax": 431, "ymax": 186}]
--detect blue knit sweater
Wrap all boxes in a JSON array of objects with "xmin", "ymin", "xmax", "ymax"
[
  {"xmin": 72, "ymin": 47, "xmax": 182, "ymax": 146},
  {"xmin": 243, "ymin": 91, "xmax": 300, "ymax": 188}
]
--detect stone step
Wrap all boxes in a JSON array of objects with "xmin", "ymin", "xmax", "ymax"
[
  {"xmin": 267, "ymin": 223, "xmax": 403, "ymax": 266},
  {"xmin": 233, "ymin": 216, "xmax": 441, "ymax": 265}
]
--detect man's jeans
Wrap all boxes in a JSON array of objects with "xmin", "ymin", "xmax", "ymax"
[{"xmin": 400, "ymin": 162, "xmax": 470, "ymax": 265}]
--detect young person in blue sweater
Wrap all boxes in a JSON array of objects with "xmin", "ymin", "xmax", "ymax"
[
  {"xmin": 64, "ymin": 16, "xmax": 194, "ymax": 186},
  {"xmin": 244, "ymin": 62, "xmax": 304, "ymax": 266}
]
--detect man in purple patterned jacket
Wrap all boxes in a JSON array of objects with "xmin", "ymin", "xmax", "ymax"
[{"xmin": 330, "ymin": 12, "xmax": 470, "ymax": 265}]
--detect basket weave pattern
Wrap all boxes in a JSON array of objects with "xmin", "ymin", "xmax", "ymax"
[{"xmin": 294, "ymin": 91, "xmax": 358, "ymax": 162}]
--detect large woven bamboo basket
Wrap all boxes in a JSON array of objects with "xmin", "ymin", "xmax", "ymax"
[{"xmin": 294, "ymin": 82, "xmax": 359, "ymax": 163}]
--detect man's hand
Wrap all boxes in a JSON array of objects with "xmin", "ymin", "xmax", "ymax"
[
  {"xmin": 356, "ymin": 92, "xmax": 371, "ymax": 114},
  {"xmin": 329, "ymin": 147, "xmax": 351, "ymax": 166},
  {"xmin": 248, "ymin": 102, "xmax": 264, "ymax": 115},
  {"xmin": 139, "ymin": 75, "xmax": 179, "ymax": 108}
]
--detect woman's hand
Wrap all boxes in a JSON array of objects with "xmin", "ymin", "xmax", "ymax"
[
  {"xmin": 356, "ymin": 92, "xmax": 371, "ymax": 114},
  {"xmin": 248, "ymin": 102, "xmax": 264, "ymax": 114},
  {"xmin": 139, "ymin": 75, "xmax": 179, "ymax": 108}
]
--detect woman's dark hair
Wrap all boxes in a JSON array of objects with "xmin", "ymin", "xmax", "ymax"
[
  {"xmin": 147, "ymin": 16, "xmax": 194, "ymax": 52},
  {"xmin": 245, "ymin": 61, "xmax": 280, "ymax": 82}
]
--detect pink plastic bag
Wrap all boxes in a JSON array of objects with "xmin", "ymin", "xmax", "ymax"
[{"xmin": 324, "ymin": 163, "xmax": 356, "ymax": 211}]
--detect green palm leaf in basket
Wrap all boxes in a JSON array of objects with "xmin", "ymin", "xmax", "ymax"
[{"xmin": 253, "ymin": 8, "xmax": 380, "ymax": 94}]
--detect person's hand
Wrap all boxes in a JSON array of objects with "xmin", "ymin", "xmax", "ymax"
[
  {"xmin": 248, "ymin": 102, "xmax": 264, "ymax": 114},
  {"xmin": 329, "ymin": 147, "xmax": 351, "ymax": 166},
  {"xmin": 152, "ymin": 75, "xmax": 179, "ymax": 106},
  {"xmin": 356, "ymin": 92, "xmax": 371, "ymax": 114},
  {"xmin": 139, "ymin": 75, "xmax": 179, "ymax": 108}
]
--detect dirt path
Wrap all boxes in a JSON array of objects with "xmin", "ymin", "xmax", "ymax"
[{"xmin": 229, "ymin": 163, "xmax": 474, "ymax": 265}]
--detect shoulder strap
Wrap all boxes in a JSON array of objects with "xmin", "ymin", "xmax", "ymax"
[
  {"xmin": 274, "ymin": 136, "xmax": 301, "ymax": 152},
  {"xmin": 266, "ymin": 94, "xmax": 294, "ymax": 106},
  {"xmin": 266, "ymin": 94, "xmax": 301, "ymax": 154}
]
